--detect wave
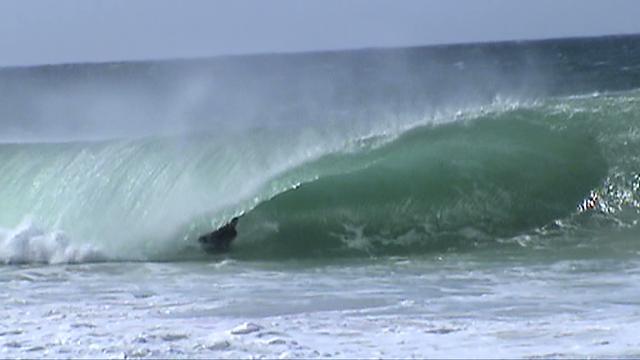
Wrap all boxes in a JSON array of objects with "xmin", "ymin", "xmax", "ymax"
[
  {"xmin": 3, "ymin": 89, "xmax": 640, "ymax": 263},
  {"xmin": 232, "ymin": 111, "xmax": 606, "ymax": 258},
  {"xmin": 3, "ymin": 35, "xmax": 640, "ymax": 264}
]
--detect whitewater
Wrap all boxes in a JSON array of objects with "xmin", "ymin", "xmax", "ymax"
[{"xmin": 2, "ymin": 34, "xmax": 640, "ymax": 358}]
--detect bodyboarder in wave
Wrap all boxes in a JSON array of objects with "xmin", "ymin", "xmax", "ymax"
[{"xmin": 198, "ymin": 216, "xmax": 240, "ymax": 253}]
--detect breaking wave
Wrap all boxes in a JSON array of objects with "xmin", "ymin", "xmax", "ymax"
[
  {"xmin": 3, "ymin": 90, "xmax": 640, "ymax": 262},
  {"xmin": 2, "ymin": 35, "xmax": 640, "ymax": 263}
]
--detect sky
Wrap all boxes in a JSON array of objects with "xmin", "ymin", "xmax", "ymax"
[{"xmin": 1, "ymin": 0, "xmax": 640, "ymax": 67}]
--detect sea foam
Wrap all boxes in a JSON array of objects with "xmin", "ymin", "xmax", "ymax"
[{"xmin": 0, "ymin": 220, "xmax": 106, "ymax": 264}]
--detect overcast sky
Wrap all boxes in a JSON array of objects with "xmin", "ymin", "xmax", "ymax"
[{"xmin": 1, "ymin": 0, "xmax": 639, "ymax": 67}]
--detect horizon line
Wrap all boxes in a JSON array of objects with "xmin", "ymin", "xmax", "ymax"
[{"xmin": 2, "ymin": 31, "xmax": 639, "ymax": 70}]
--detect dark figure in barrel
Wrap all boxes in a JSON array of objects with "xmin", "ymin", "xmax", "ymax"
[{"xmin": 198, "ymin": 217, "xmax": 240, "ymax": 253}]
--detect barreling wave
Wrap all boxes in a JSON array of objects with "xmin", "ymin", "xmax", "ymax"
[
  {"xmin": 3, "ymin": 36, "xmax": 640, "ymax": 264},
  {"xmin": 3, "ymin": 88, "xmax": 640, "ymax": 263},
  {"xmin": 234, "ymin": 110, "xmax": 607, "ymax": 258}
]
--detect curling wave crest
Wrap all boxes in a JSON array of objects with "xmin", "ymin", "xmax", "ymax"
[{"xmin": 4, "ymin": 89, "xmax": 640, "ymax": 262}]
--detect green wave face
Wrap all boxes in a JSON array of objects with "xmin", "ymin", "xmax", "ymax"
[
  {"xmin": 234, "ymin": 113, "xmax": 607, "ymax": 258},
  {"xmin": 0, "ymin": 130, "xmax": 336, "ymax": 260},
  {"xmin": 5, "ymin": 88, "xmax": 640, "ymax": 261}
]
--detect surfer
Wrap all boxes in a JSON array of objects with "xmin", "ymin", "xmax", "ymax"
[{"xmin": 198, "ymin": 216, "xmax": 240, "ymax": 253}]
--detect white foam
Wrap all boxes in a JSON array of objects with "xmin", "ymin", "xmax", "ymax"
[{"xmin": 0, "ymin": 220, "xmax": 106, "ymax": 264}]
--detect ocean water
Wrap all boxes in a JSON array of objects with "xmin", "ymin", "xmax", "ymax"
[{"xmin": 2, "ymin": 35, "xmax": 640, "ymax": 358}]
